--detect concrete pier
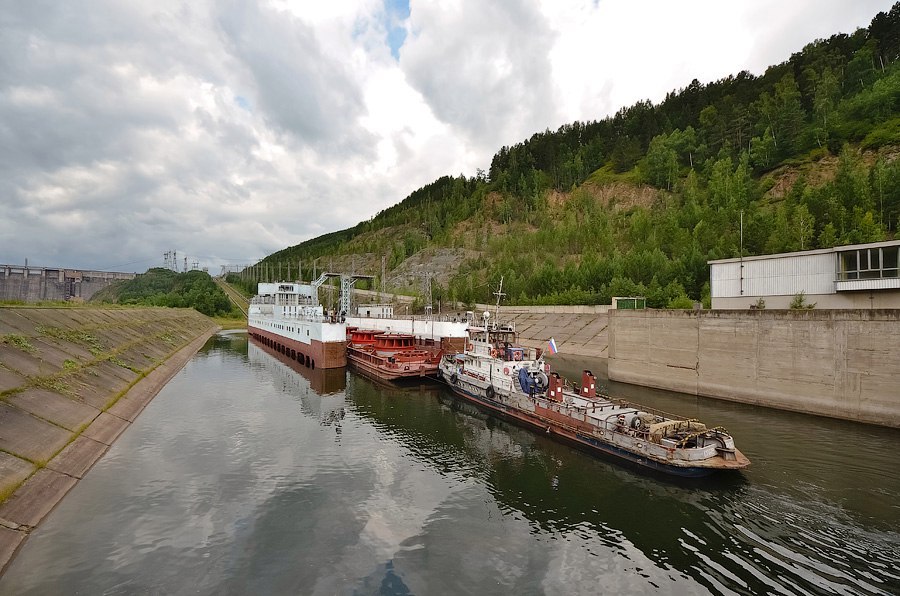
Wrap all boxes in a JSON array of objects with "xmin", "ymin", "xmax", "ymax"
[{"xmin": 0, "ymin": 306, "xmax": 217, "ymax": 573}]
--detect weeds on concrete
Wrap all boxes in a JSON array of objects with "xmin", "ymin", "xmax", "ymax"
[
  {"xmin": 109, "ymin": 356, "xmax": 140, "ymax": 373},
  {"xmin": 0, "ymin": 477, "xmax": 27, "ymax": 505},
  {"xmin": 789, "ymin": 291, "xmax": 817, "ymax": 310},
  {"xmin": 1, "ymin": 334, "xmax": 36, "ymax": 354},
  {"xmin": 30, "ymin": 375, "xmax": 70, "ymax": 395},
  {"xmin": 36, "ymin": 325, "xmax": 105, "ymax": 353},
  {"xmin": 63, "ymin": 359, "xmax": 79, "ymax": 371}
]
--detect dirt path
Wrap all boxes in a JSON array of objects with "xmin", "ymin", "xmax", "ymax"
[{"xmin": 215, "ymin": 277, "xmax": 249, "ymax": 317}]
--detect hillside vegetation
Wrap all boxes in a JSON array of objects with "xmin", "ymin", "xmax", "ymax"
[
  {"xmin": 93, "ymin": 268, "xmax": 239, "ymax": 317},
  {"xmin": 239, "ymin": 4, "xmax": 900, "ymax": 309}
]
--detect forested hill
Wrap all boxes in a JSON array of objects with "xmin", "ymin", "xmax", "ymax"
[
  {"xmin": 245, "ymin": 4, "xmax": 900, "ymax": 309},
  {"xmin": 93, "ymin": 269, "xmax": 239, "ymax": 317}
]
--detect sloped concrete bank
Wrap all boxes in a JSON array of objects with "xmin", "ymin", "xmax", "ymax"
[
  {"xmin": 500, "ymin": 308, "xmax": 609, "ymax": 360},
  {"xmin": 0, "ymin": 307, "xmax": 218, "ymax": 573}
]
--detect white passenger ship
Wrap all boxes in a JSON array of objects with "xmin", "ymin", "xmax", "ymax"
[{"xmin": 248, "ymin": 282, "xmax": 347, "ymax": 369}]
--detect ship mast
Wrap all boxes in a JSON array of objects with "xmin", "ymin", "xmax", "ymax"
[{"xmin": 492, "ymin": 276, "xmax": 505, "ymax": 334}]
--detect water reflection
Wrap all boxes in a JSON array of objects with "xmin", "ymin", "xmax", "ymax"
[
  {"xmin": 351, "ymin": 358, "xmax": 900, "ymax": 595},
  {"xmin": 2, "ymin": 333, "xmax": 897, "ymax": 596},
  {"xmin": 549, "ymin": 354, "xmax": 900, "ymax": 533},
  {"xmin": 248, "ymin": 338, "xmax": 346, "ymax": 396}
]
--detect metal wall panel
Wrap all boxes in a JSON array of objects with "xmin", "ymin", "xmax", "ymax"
[
  {"xmin": 711, "ymin": 253, "xmax": 835, "ymax": 298},
  {"xmin": 835, "ymin": 278, "xmax": 900, "ymax": 291}
]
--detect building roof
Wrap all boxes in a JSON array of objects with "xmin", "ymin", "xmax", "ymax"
[{"xmin": 708, "ymin": 239, "xmax": 900, "ymax": 266}]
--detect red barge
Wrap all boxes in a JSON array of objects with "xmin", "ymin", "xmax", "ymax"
[{"xmin": 346, "ymin": 328, "xmax": 442, "ymax": 382}]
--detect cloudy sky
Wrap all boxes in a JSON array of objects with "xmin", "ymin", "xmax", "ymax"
[{"xmin": 0, "ymin": 0, "xmax": 893, "ymax": 273}]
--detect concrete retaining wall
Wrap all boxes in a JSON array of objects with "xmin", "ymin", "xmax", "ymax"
[{"xmin": 608, "ymin": 309, "xmax": 900, "ymax": 427}]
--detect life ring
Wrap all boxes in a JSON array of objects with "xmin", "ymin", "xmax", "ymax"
[
  {"xmin": 514, "ymin": 351, "xmax": 522, "ymax": 361},
  {"xmin": 485, "ymin": 385, "xmax": 495, "ymax": 399},
  {"xmin": 503, "ymin": 367, "xmax": 510, "ymax": 375},
  {"xmin": 467, "ymin": 343, "xmax": 474, "ymax": 351},
  {"xmin": 490, "ymin": 348, "xmax": 498, "ymax": 358}
]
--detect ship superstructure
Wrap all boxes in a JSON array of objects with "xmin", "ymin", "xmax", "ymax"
[{"xmin": 248, "ymin": 281, "xmax": 347, "ymax": 369}]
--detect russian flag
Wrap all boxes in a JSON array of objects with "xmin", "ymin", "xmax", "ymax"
[{"xmin": 548, "ymin": 338, "xmax": 558, "ymax": 354}]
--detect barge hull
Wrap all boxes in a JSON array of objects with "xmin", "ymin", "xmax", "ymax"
[
  {"xmin": 248, "ymin": 325, "xmax": 346, "ymax": 369},
  {"xmin": 346, "ymin": 353, "xmax": 435, "ymax": 381},
  {"xmin": 444, "ymin": 379, "xmax": 731, "ymax": 478}
]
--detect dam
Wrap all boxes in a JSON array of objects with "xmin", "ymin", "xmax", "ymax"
[{"xmin": 0, "ymin": 264, "xmax": 135, "ymax": 303}]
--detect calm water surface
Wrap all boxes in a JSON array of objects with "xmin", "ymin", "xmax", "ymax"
[{"xmin": 2, "ymin": 332, "xmax": 898, "ymax": 595}]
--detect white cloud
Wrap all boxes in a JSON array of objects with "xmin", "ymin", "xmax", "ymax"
[{"xmin": 0, "ymin": 0, "xmax": 893, "ymax": 272}]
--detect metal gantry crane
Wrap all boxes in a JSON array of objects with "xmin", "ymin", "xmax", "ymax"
[{"xmin": 309, "ymin": 272, "xmax": 374, "ymax": 315}]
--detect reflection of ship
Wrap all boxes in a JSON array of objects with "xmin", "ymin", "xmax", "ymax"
[
  {"xmin": 247, "ymin": 277, "xmax": 351, "ymax": 369},
  {"xmin": 346, "ymin": 328, "xmax": 442, "ymax": 382},
  {"xmin": 437, "ymin": 308, "xmax": 749, "ymax": 478},
  {"xmin": 248, "ymin": 338, "xmax": 347, "ymax": 425}
]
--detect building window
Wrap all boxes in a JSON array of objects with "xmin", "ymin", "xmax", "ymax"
[{"xmin": 838, "ymin": 246, "xmax": 899, "ymax": 280}]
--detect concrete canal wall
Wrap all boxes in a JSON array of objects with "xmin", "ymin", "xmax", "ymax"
[
  {"xmin": 494, "ymin": 306, "xmax": 610, "ymax": 360},
  {"xmin": 608, "ymin": 309, "xmax": 900, "ymax": 428},
  {"xmin": 0, "ymin": 306, "xmax": 217, "ymax": 572}
]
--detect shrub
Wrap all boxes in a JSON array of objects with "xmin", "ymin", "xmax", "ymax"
[{"xmin": 789, "ymin": 291, "xmax": 816, "ymax": 309}]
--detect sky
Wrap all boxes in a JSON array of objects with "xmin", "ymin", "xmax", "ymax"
[{"xmin": 0, "ymin": 0, "xmax": 895, "ymax": 273}]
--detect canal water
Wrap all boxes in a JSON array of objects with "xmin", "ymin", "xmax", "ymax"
[{"xmin": 3, "ymin": 332, "xmax": 899, "ymax": 595}]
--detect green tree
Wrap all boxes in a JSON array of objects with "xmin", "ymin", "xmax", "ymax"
[
  {"xmin": 611, "ymin": 136, "xmax": 642, "ymax": 172},
  {"xmin": 812, "ymin": 67, "xmax": 841, "ymax": 147},
  {"xmin": 818, "ymin": 222, "xmax": 838, "ymax": 247},
  {"xmin": 646, "ymin": 133, "xmax": 678, "ymax": 190}
]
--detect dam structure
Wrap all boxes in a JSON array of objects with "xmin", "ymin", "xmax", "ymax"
[{"xmin": 0, "ymin": 264, "xmax": 135, "ymax": 303}]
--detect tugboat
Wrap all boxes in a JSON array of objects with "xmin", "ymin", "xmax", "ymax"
[
  {"xmin": 436, "ymin": 283, "xmax": 750, "ymax": 477},
  {"xmin": 346, "ymin": 328, "xmax": 442, "ymax": 382}
]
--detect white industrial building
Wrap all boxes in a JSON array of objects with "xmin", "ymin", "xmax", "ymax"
[
  {"xmin": 356, "ymin": 303, "xmax": 394, "ymax": 318},
  {"xmin": 708, "ymin": 240, "xmax": 900, "ymax": 309}
]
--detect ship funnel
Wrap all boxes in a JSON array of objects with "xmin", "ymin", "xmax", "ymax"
[
  {"xmin": 581, "ymin": 370, "xmax": 596, "ymax": 398},
  {"xmin": 547, "ymin": 373, "xmax": 564, "ymax": 402}
]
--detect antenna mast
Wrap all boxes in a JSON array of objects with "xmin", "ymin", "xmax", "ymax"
[{"xmin": 492, "ymin": 276, "xmax": 506, "ymax": 326}]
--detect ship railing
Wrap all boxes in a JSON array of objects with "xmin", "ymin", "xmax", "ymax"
[{"xmin": 358, "ymin": 313, "xmax": 471, "ymax": 323}]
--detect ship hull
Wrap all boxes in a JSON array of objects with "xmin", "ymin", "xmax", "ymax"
[
  {"xmin": 248, "ymin": 324, "xmax": 346, "ymax": 369},
  {"xmin": 442, "ymin": 376, "xmax": 740, "ymax": 478}
]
